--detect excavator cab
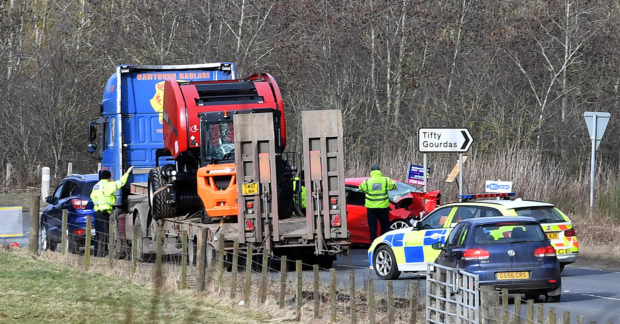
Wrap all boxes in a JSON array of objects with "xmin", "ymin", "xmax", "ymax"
[{"xmin": 197, "ymin": 109, "xmax": 287, "ymax": 223}]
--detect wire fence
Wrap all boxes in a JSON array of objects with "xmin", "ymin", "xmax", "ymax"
[
  {"xmin": 31, "ymin": 206, "xmax": 424, "ymax": 323},
  {"xmin": 28, "ymin": 204, "xmax": 616, "ymax": 324}
]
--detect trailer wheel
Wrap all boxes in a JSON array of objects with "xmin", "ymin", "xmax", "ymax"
[
  {"xmin": 200, "ymin": 208, "xmax": 213, "ymax": 224},
  {"xmin": 135, "ymin": 217, "xmax": 154, "ymax": 262},
  {"xmin": 188, "ymin": 236, "xmax": 197, "ymax": 266},
  {"xmin": 148, "ymin": 167, "xmax": 175, "ymax": 220}
]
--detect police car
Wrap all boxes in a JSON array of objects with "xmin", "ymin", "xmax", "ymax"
[{"xmin": 368, "ymin": 193, "xmax": 579, "ymax": 279}]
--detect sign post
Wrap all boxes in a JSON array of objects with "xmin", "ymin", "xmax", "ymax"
[
  {"xmin": 583, "ymin": 112, "xmax": 610, "ymax": 218},
  {"xmin": 419, "ymin": 128, "xmax": 473, "ymax": 197}
]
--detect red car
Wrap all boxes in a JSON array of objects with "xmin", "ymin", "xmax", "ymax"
[{"xmin": 345, "ymin": 177, "xmax": 440, "ymax": 244}]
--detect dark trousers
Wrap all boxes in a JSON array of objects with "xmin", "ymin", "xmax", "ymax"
[
  {"xmin": 94, "ymin": 210, "xmax": 110, "ymax": 256},
  {"xmin": 367, "ymin": 207, "xmax": 390, "ymax": 242}
]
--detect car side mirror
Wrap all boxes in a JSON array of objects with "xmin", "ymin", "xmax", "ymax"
[
  {"xmin": 45, "ymin": 196, "xmax": 53, "ymax": 204},
  {"xmin": 431, "ymin": 242, "xmax": 443, "ymax": 250},
  {"xmin": 410, "ymin": 220, "xmax": 422, "ymax": 230}
]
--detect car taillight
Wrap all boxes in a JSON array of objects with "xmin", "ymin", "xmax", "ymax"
[
  {"xmin": 462, "ymin": 249, "xmax": 489, "ymax": 261},
  {"xmin": 71, "ymin": 199, "xmax": 89, "ymax": 210},
  {"xmin": 331, "ymin": 214, "xmax": 341, "ymax": 227},
  {"xmin": 245, "ymin": 219, "xmax": 255, "ymax": 232},
  {"xmin": 564, "ymin": 228, "xmax": 576, "ymax": 237},
  {"xmin": 534, "ymin": 246, "xmax": 556, "ymax": 257},
  {"xmin": 74, "ymin": 229, "xmax": 85, "ymax": 235}
]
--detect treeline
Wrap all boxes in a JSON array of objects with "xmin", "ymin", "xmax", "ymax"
[{"xmin": 0, "ymin": 0, "xmax": 617, "ymax": 186}]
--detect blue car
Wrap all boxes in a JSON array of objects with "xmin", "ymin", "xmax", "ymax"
[
  {"xmin": 40, "ymin": 174, "xmax": 98, "ymax": 253},
  {"xmin": 433, "ymin": 217, "xmax": 561, "ymax": 302}
]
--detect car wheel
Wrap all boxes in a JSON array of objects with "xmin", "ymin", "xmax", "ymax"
[
  {"xmin": 545, "ymin": 293, "xmax": 561, "ymax": 303},
  {"xmin": 373, "ymin": 245, "xmax": 401, "ymax": 280},
  {"xmin": 524, "ymin": 292, "xmax": 540, "ymax": 301},
  {"xmin": 39, "ymin": 221, "xmax": 50, "ymax": 251},
  {"xmin": 389, "ymin": 219, "xmax": 410, "ymax": 231}
]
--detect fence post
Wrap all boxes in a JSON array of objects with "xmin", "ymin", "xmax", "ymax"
[
  {"xmin": 216, "ymin": 234, "xmax": 224, "ymax": 291},
  {"xmin": 549, "ymin": 307, "xmax": 556, "ymax": 324},
  {"xmin": 85, "ymin": 215, "xmax": 92, "ymax": 271},
  {"xmin": 537, "ymin": 304, "xmax": 544, "ymax": 324},
  {"xmin": 108, "ymin": 212, "xmax": 115, "ymax": 268},
  {"xmin": 196, "ymin": 227, "xmax": 206, "ymax": 292},
  {"xmin": 577, "ymin": 315, "xmax": 584, "ymax": 324},
  {"xmin": 526, "ymin": 299, "xmax": 534, "ymax": 324},
  {"xmin": 41, "ymin": 167, "xmax": 50, "ymax": 203},
  {"xmin": 29, "ymin": 195, "xmax": 40, "ymax": 255},
  {"xmin": 181, "ymin": 231, "xmax": 187, "ymax": 290},
  {"xmin": 501, "ymin": 288, "xmax": 509, "ymax": 324},
  {"xmin": 244, "ymin": 246, "xmax": 253, "ymax": 305},
  {"xmin": 410, "ymin": 281, "xmax": 418, "ymax": 324},
  {"xmin": 330, "ymin": 268, "xmax": 337, "ymax": 323},
  {"xmin": 230, "ymin": 240, "xmax": 239, "ymax": 298},
  {"xmin": 154, "ymin": 226, "xmax": 164, "ymax": 289},
  {"xmin": 5, "ymin": 163, "xmax": 11, "ymax": 187},
  {"xmin": 259, "ymin": 251, "xmax": 268, "ymax": 303},
  {"xmin": 350, "ymin": 269, "xmax": 356, "ymax": 324},
  {"xmin": 314, "ymin": 264, "xmax": 320, "ymax": 318},
  {"xmin": 296, "ymin": 260, "xmax": 302, "ymax": 321},
  {"xmin": 563, "ymin": 311, "xmax": 570, "ymax": 324},
  {"xmin": 279, "ymin": 255, "xmax": 287, "ymax": 308},
  {"xmin": 61, "ymin": 209, "xmax": 68, "ymax": 255},
  {"xmin": 132, "ymin": 224, "xmax": 138, "ymax": 275},
  {"xmin": 512, "ymin": 296, "xmax": 521, "ymax": 324},
  {"xmin": 368, "ymin": 279, "xmax": 375, "ymax": 324},
  {"xmin": 387, "ymin": 280, "xmax": 394, "ymax": 323}
]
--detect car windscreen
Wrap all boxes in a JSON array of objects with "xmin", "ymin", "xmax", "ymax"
[
  {"xmin": 473, "ymin": 223, "xmax": 546, "ymax": 244},
  {"xmin": 388, "ymin": 181, "xmax": 422, "ymax": 201},
  {"xmin": 512, "ymin": 206, "xmax": 565, "ymax": 223},
  {"xmin": 80, "ymin": 182, "xmax": 96, "ymax": 196}
]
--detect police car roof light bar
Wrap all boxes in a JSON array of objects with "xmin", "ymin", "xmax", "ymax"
[{"xmin": 457, "ymin": 192, "xmax": 515, "ymax": 201}]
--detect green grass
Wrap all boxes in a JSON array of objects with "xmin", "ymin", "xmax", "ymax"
[{"xmin": 0, "ymin": 251, "xmax": 267, "ymax": 323}]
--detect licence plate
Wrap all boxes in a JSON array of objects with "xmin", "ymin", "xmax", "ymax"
[
  {"xmin": 496, "ymin": 272, "xmax": 530, "ymax": 280},
  {"xmin": 242, "ymin": 183, "xmax": 259, "ymax": 195},
  {"xmin": 546, "ymin": 232, "xmax": 559, "ymax": 240}
]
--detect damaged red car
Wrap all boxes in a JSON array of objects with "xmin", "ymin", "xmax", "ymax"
[{"xmin": 345, "ymin": 178, "xmax": 440, "ymax": 244}]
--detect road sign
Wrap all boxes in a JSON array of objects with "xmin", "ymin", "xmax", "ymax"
[
  {"xmin": 418, "ymin": 128, "xmax": 473, "ymax": 152},
  {"xmin": 407, "ymin": 164, "xmax": 429, "ymax": 186},
  {"xmin": 583, "ymin": 111, "xmax": 610, "ymax": 217},
  {"xmin": 485, "ymin": 180, "xmax": 513, "ymax": 193},
  {"xmin": 584, "ymin": 112, "xmax": 610, "ymax": 150}
]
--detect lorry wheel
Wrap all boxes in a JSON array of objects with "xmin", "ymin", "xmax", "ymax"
[
  {"xmin": 200, "ymin": 208, "xmax": 213, "ymax": 224},
  {"xmin": 135, "ymin": 217, "xmax": 154, "ymax": 262},
  {"xmin": 148, "ymin": 167, "xmax": 175, "ymax": 220},
  {"xmin": 188, "ymin": 237, "xmax": 197, "ymax": 266}
]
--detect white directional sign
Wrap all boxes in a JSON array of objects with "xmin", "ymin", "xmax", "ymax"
[{"xmin": 418, "ymin": 128, "xmax": 473, "ymax": 152}]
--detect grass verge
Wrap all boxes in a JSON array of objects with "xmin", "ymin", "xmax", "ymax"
[{"xmin": 0, "ymin": 250, "xmax": 269, "ymax": 323}]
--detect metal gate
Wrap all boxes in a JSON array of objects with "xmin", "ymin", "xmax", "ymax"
[{"xmin": 426, "ymin": 263, "xmax": 480, "ymax": 324}]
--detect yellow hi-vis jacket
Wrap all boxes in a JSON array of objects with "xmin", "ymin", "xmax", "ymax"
[
  {"xmin": 358, "ymin": 170, "xmax": 396, "ymax": 209},
  {"xmin": 90, "ymin": 171, "xmax": 131, "ymax": 212}
]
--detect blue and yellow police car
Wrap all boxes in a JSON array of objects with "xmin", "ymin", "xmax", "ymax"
[{"xmin": 368, "ymin": 193, "xmax": 579, "ymax": 279}]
